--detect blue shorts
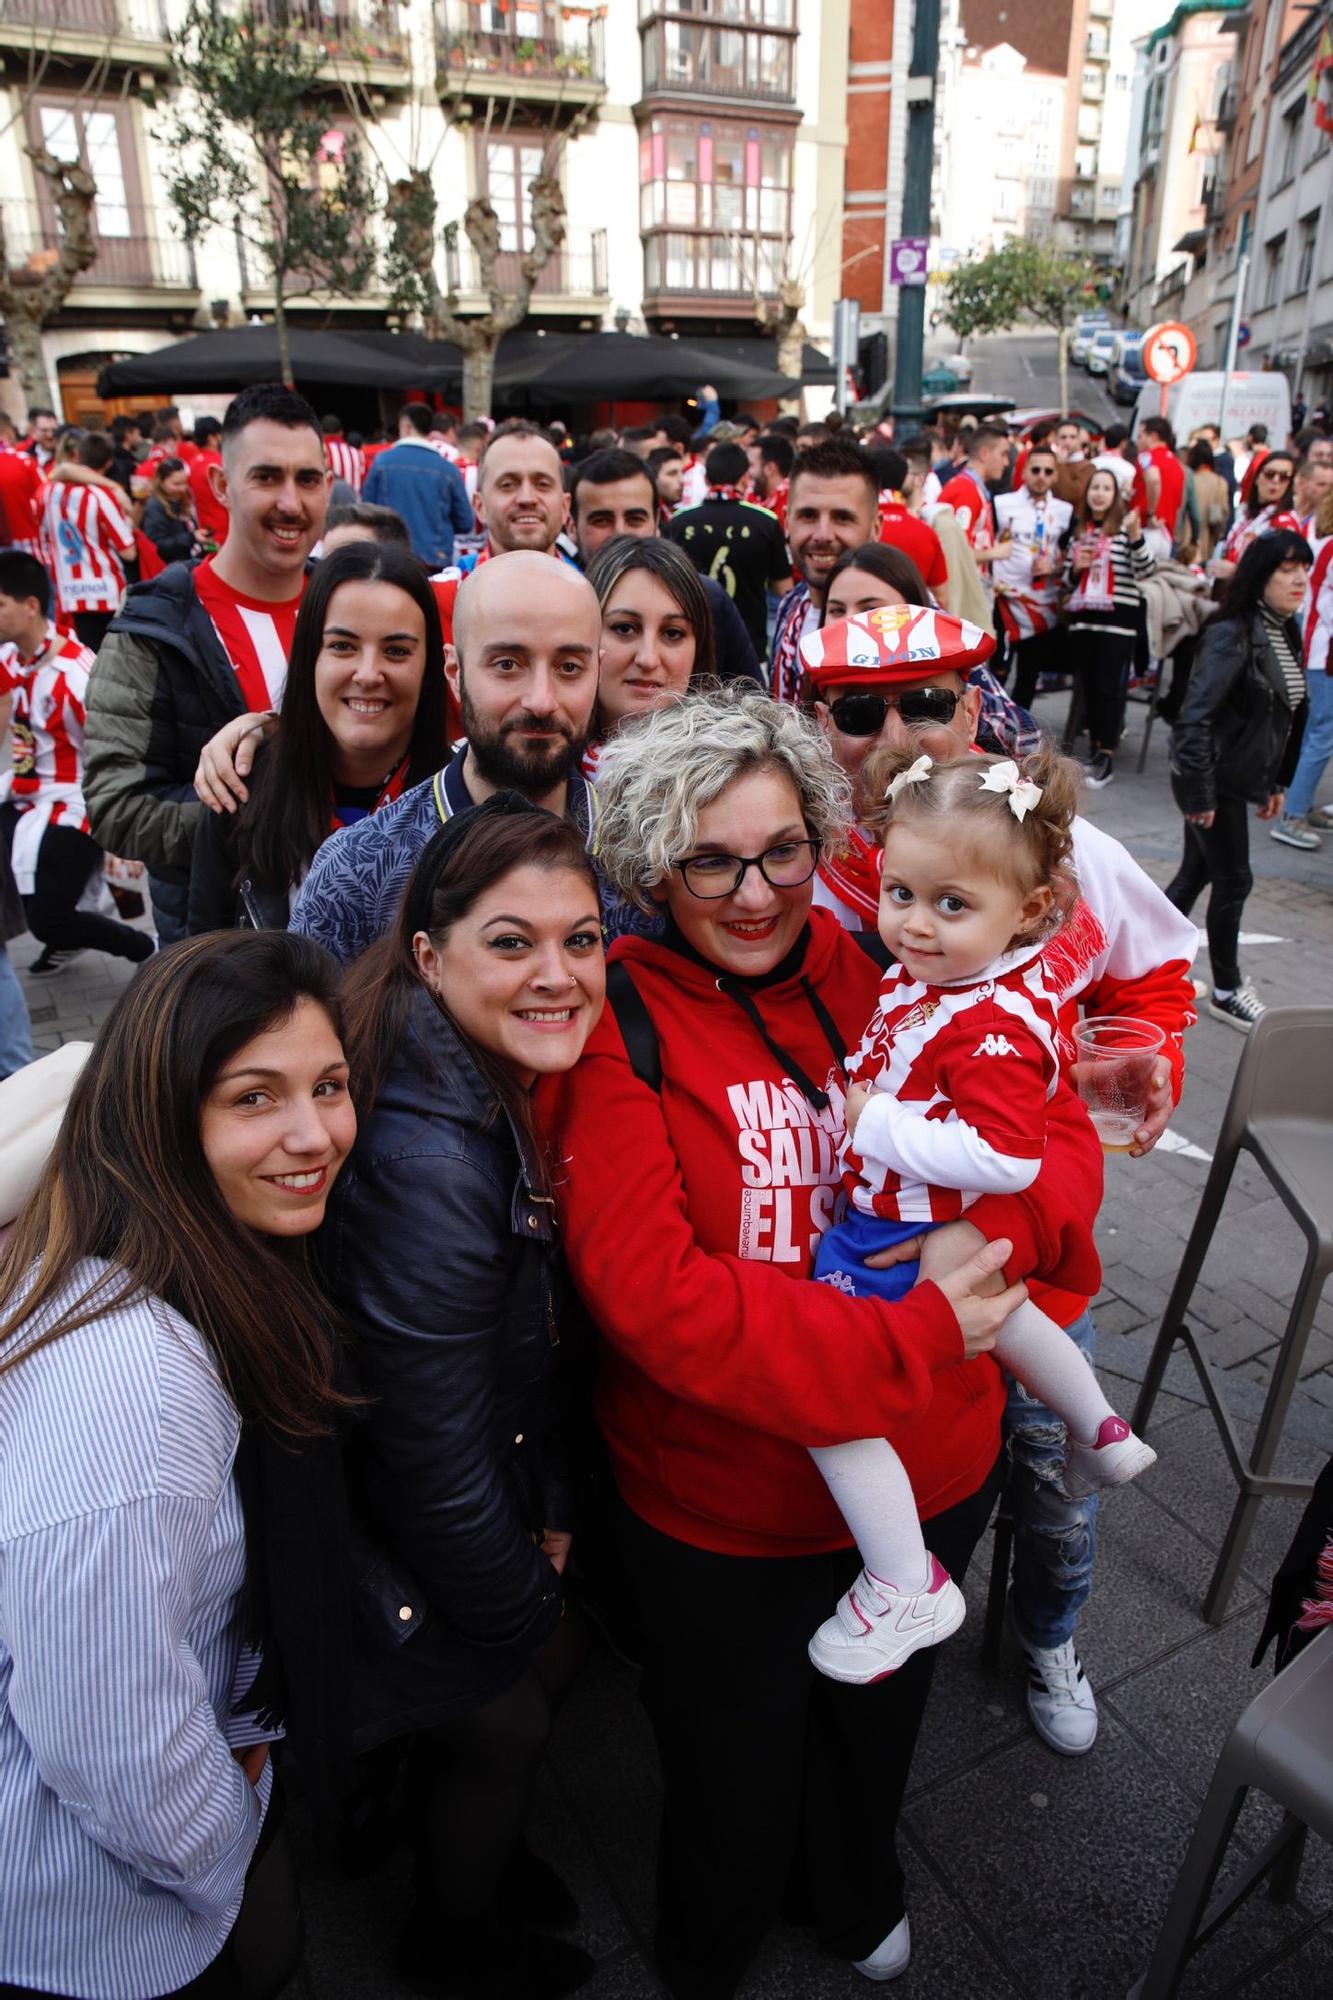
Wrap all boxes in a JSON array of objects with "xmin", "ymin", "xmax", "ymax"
[{"xmin": 812, "ymin": 1210, "xmax": 944, "ymax": 1303}]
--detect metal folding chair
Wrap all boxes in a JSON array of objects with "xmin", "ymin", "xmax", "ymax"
[
  {"xmin": 1134, "ymin": 1008, "xmax": 1333, "ymax": 1622},
  {"xmin": 1128, "ymin": 1627, "xmax": 1333, "ymax": 1998}
]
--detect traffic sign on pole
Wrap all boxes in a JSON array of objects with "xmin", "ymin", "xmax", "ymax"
[
  {"xmin": 1142, "ymin": 321, "xmax": 1198, "ymax": 385},
  {"xmin": 1236, "ymin": 323, "xmax": 1252, "ymax": 350}
]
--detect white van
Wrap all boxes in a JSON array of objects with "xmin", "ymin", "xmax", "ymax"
[{"xmin": 1133, "ymin": 371, "xmax": 1291, "ymax": 444}]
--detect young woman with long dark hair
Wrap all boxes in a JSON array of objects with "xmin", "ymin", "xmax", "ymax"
[
  {"xmin": 327, "ymin": 796, "xmax": 606, "ymax": 2000},
  {"xmin": 189, "ymin": 542, "xmax": 448, "ymax": 931},
  {"xmin": 1213, "ymin": 450, "xmax": 1300, "ymax": 576},
  {"xmin": 0, "ymin": 931, "xmax": 356, "ymax": 2000},
  {"xmin": 584, "ymin": 533, "xmax": 715, "ymax": 748},
  {"xmin": 1166, "ymin": 528, "xmax": 1312, "ymax": 1030},
  {"xmin": 1062, "ymin": 467, "xmax": 1154, "ymax": 789}
]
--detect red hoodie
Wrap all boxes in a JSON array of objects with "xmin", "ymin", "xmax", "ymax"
[{"xmin": 537, "ymin": 911, "xmax": 1103, "ymax": 1558}]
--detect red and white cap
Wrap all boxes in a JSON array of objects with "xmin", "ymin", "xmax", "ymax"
[{"xmin": 798, "ymin": 604, "xmax": 996, "ymax": 695}]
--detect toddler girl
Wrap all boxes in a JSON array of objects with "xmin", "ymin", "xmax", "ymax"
[{"xmin": 809, "ymin": 742, "xmax": 1155, "ymax": 1684}]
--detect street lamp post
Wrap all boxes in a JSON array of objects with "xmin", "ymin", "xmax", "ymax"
[{"xmin": 891, "ymin": 0, "xmax": 942, "ymax": 439}]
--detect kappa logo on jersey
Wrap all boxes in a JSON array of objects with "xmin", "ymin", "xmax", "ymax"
[
  {"xmin": 816, "ymin": 1268, "xmax": 860, "ymax": 1294},
  {"xmin": 972, "ymin": 1033, "xmax": 1020, "ymax": 1058}
]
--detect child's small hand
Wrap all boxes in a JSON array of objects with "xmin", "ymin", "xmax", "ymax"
[{"xmin": 844, "ymin": 1081, "xmax": 871, "ymax": 1140}]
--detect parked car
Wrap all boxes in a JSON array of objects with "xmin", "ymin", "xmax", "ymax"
[
  {"xmin": 919, "ymin": 392, "xmax": 1017, "ymax": 422},
  {"xmin": 1086, "ymin": 329, "xmax": 1119, "ymax": 377},
  {"xmin": 942, "ymin": 352, "xmax": 973, "ymax": 386},
  {"xmin": 1111, "ymin": 334, "xmax": 1146, "ymax": 406},
  {"xmin": 1070, "ymin": 312, "xmax": 1111, "ymax": 364}
]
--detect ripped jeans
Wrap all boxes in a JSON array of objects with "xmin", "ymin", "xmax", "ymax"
[{"xmin": 1004, "ymin": 1308, "xmax": 1098, "ymax": 1651}]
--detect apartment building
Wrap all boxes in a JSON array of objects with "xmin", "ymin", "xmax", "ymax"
[
  {"xmin": 1241, "ymin": 2, "xmax": 1333, "ymax": 403},
  {"xmin": 0, "ymin": 0, "xmax": 849, "ymax": 421},
  {"xmin": 1120, "ymin": 0, "xmax": 1243, "ymax": 333}
]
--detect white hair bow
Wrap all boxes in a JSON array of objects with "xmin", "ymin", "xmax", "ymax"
[
  {"xmin": 885, "ymin": 754, "xmax": 933, "ymax": 801},
  {"xmin": 978, "ymin": 759, "xmax": 1042, "ymax": 822}
]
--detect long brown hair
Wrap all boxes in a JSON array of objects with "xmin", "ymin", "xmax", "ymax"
[
  {"xmin": 1074, "ymin": 468, "xmax": 1125, "ymax": 537},
  {"xmin": 0, "ymin": 932, "xmax": 352, "ymax": 1439},
  {"xmin": 339, "ymin": 795, "xmax": 600, "ymax": 1187}
]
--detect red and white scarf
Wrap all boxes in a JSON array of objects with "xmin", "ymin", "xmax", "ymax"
[{"xmin": 816, "ymin": 823, "xmax": 881, "ymax": 928}]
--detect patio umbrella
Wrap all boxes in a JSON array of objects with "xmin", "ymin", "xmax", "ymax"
[
  {"xmin": 491, "ymin": 331, "xmax": 799, "ymax": 406},
  {"xmin": 96, "ymin": 326, "xmax": 439, "ymax": 398},
  {"xmin": 684, "ymin": 336, "xmax": 837, "ymax": 386}
]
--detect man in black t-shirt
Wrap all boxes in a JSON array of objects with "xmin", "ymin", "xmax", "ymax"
[{"xmin": 666, "ymin": 441, "xmax": 790, "ymax": 660}]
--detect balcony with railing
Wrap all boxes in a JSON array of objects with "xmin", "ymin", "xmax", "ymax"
[
  {"xmin": 1155, "ymin": 260, "xmax": 1189, "ymax": 305},
  {"xmin": 0, "ymin": 197, "xmax": 197, "ymax": 296},
  {"xmin": 1216, "ymin": 81, "xmax": 1239, "ymax": 129},
  {"xmin": 0, "ymin": 0, "xmax": 171, "ymax": 67},
  {"xmin": 640, "ymin": 17, "xmax": 796, "ymax": 104},
  {"xmin": 444, "ymin": 226, "xmax": 608, "ymax": 309},
  {"xmin": 245, "ymin": 1, "xmax": 411, "ymax": 89},
  {"xmin": 436, "ymin": 2, "xmax": 606, "ymax": 106},
  {"xmin": 641, "ymin": 229, "xmax": 785, "ymax": 312}
]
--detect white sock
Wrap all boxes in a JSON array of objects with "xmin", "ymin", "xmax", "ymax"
[
  {"xmin": 1212, "ymin": 986, "xmax": 1235, "ymax": 1002},
  {"xmin": 994, "ymin": 1300, "xmax": 1116, "ymax": 1446},
  {"xmin": 809, "ymin": 1438, "xmax": 932, "ymax": 1593}
]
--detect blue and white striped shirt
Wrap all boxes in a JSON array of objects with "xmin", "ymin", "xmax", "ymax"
[{"xmin": 0, "ymin": 1261, "xmax": 273, "ymax": 1999}]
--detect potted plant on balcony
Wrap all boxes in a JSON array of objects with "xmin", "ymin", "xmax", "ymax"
[{"xmin": 515, "ymin": 36, "xmax": 539, "ymax": 72}]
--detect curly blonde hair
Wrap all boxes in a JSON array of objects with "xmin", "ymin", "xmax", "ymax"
[{"xmin": 594, "ymin": 686, "xmax": 853, "ymax": 912}]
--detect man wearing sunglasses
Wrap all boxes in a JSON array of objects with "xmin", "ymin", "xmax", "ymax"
[
  {"xmin": 993, "ymin": 445, "xmax": 1074, "ymax": 709},
  {"xmin": 798, "ymin": 602, "xmax": 1199, "ymax": 1766}
]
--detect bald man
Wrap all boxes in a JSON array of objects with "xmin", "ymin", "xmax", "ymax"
[{"xmin": 291, "ymin": 551, "xmax": 603, "ymax": 963}]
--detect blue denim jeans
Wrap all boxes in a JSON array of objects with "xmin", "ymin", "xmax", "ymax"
[
  {"xmin": 0, "ymin": 942, "xmax": 33, "ymax": 1079},
  {"xmin": 1285, "ymin": 666, "xmax": 1333, "ymax": 821},
  {"xmin": 1005, "ymin": 1308, "xmax": 1098, "ymax": 1651}
]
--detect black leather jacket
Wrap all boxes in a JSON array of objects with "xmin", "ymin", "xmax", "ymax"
[
  {"xmin": 1169, "ymin": 607, "xmax": 1307, "ymax": 817},
  {"xmin": 321, "ymin": 987, "xmax": 569, "ymax": 1749}
]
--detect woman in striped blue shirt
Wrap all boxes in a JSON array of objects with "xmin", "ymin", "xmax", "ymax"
[{"xmin": 0, "ymin": 930, "xmax": 356, "ymax": 2000}]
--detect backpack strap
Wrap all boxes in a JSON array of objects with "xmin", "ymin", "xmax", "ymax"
[{"xmin": 605, "ymin": 959, "xmax": 662, "ymax": 1093}]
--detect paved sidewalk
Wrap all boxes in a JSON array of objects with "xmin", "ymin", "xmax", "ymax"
[{"xmin": 10, "ymin": 707, "xmax": 1333, "ymax": 1998}]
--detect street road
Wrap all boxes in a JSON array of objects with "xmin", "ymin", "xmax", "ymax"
[{"xmin": 928, "ymin": 326, "xmax": 1124, "ymax": 427}]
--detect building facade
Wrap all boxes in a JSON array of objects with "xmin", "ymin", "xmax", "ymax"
[
  {"xmin": 1240, "ymin": 2, "xmax": 1333, "ymax": 404},
  {"xmin": 1120, "ymin": 0, "xmax": 1242, "ymax": 333},
  {"xmin": 0, "ymin": 0, "xmax": 849, "ymax": 423}
]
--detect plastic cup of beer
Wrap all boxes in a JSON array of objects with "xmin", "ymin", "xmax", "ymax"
[{"xmin": 1071, "ymin": 1016, "xmax": 1166, "ymax": 1153}]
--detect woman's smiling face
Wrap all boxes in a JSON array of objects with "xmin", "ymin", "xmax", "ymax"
[
  {"xmin": 598, "ymin": 569, "xmax": 698, "ymax": 729},
  {"xmin": 657, "ymin": 765, "xmax": 814, "ymax": 977}
]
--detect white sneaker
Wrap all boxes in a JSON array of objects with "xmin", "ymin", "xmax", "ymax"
[
  {"xmin": 1062, "ymin": 1414, "xmax": 1157, "ymax": 1499},
  {"xmin": 808, "ymin": 1554, "xmax": 965, "ymax": 1685},
  {"xmin": 852, "ymin": 1915, "xmax": 911, "ymax": 1982},
  {"xmin": 1019, "ymin": 1626, "xmax": 1099, "ymax": 1755}
]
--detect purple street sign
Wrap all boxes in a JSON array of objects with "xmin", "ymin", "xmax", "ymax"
[{"xmin": 890, "ymin": 237, "xmax": 929, "ymax": 286}]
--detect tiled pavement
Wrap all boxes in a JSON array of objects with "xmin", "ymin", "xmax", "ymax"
[{"xmin": 10, "ymin": 697, "xmax": 1333, "ymax": 1998}]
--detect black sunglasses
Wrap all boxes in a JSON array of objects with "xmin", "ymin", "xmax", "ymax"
[{"xmin": 828, "ymin": 687, "xmax": 961, "ymax": 737}]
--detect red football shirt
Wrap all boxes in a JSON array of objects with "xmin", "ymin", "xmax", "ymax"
[{"xmin": 877, "ymin": 499, "xmax": 950, "ymax": 591}]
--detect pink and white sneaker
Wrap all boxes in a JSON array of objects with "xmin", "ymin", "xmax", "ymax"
[
  {"xmin": 1063, "ymin": 1414, "xmax": 1157, "ymax": 1498},
  {"xmin": 808, "ymin": 1555, "xmax": 966, "ymax": 1685}
]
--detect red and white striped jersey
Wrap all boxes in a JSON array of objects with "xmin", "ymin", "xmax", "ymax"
[
  {"xmin": 42, "ymin": 481, "xmax": 135, "ymax": 616},
  {"xmin": 425, "ymin": 435, "xmax": 464, "ymax": 465},
  {"xmin": 843, "ymin": 944, "xmax": 1062, "ymax": 1225},
  {"xmin": 993, "ymin": 490, "xmax": 1073, "ymax": 644},
  {"xmin": 325, "ymin": 438, "xmax": 366, "ymax": 492},
  {"xmin": 0, "ymin": 622, "xmax": 95, "ymax": 828},
  {"xmin": 192, "ymin": 557, "xmax": 303, "ymax": 713},
  {"xmin": 1303, "ymin": 533, "xmax": 1333, "ymax": 673}
]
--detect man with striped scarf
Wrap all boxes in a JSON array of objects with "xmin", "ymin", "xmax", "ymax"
[{"xmin": 993, "ymin": 444, "xmax": 1073, "ymax": 709}]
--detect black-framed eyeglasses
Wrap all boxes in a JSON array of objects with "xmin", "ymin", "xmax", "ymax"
[
  {"xmin": 828, "ymin": 687, "xmax": 961, "ymax": 738},
  {"xmin": 675, "ymin": 839, "xmax": 822, "ymax": 899}
]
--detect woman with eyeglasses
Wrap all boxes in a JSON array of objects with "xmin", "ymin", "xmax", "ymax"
[
  {"xmin": 804, "ymin": 543, "xmax": 1037, "ymax": 932},
  {"xmin": 535, "ymin": 686, "xmax": 1102, "ymax": 2000},
  {"xmin": 1212, "ymin": 450, "xmax": 1301, "ymax": 581}
]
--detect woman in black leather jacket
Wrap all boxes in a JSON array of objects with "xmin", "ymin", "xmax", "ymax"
[
  {"xmin": 324, "ymin": 795, "xmax": 606, "ymax": 2000},
  {"xmin": 188, "ymin": 541, "xmax": 447, "ymax": 932},
  {"xmin": 1166, "ymin": 529, "xmax": 1311, "ymax": 1030}
]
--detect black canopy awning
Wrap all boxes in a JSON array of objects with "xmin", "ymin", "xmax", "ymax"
[
  {"xmin": 491, "ymin": 331, "xmax": 799, "ymax": 405},
  {"xmin": 682, "ymin": 336, "xmax": 836, "ymax": 386},
  {"xmin": 96, "ymin": 326, "xmax": 443, "ymax": 398}
]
